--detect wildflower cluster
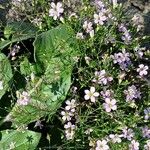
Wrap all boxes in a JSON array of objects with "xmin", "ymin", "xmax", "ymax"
[
  {"xmin": 61, "ymin": 99, "xmax": 77, "ymax": 140},
  {"xmin": 0, "ymin": 0, "xmax": 149, "ymax": 149}
]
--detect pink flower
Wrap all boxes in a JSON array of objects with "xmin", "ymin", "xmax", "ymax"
[
  {"xmin": 121, "ymin": 127, "xmax": 134, "ymax": 141},
  {"xmin": 92, "ymin": 70, "xmax": 113, "ymax": 85},
  {"xmin": 83, "ymin": 21, "xmax": 94, "ymax": 37},
  {"xmin": 129, "ymin": 140, "xmax": 139, "ymax": 150},
  {"xmin": 124, "ymin": 85, "xmax": 141, "ymax": 102},
  {"xmin": 103, "ymin": 98, "xmax": 117, "ymax": 112},
  {"xmin": 94, "ymin": 12, "xmax": 107, "ymax": 25},
  {"xmin": 49, "ymin": 2, "xmax": 64, "ymax": 20},
  {"xmin": 137, "ymin": 64, "xmax": 148, "ymax": 77},
  {"xmin": 17, "ymin": 91, "xmax": 30, "ymax": 106}
]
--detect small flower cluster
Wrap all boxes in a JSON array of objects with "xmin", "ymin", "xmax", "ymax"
[
  {"xmin": 17, "ymin": 91, "xmax": 30, "ymax": 106},
  {"xmin": 111, "ymin": 49, "xmax": 131, "ymax": 70},
  {"xmin": 119, "ymin": 23, "xmax": 132, "ymax": 44},
  {"xmin": 61, "ymin": 99, "xmax": 77, "ymax": 140},
  {"xmin": 92, "ymin": 70, "xmax": 113, "ymax": 85},
  {"xmin": 76, "ymin": 0, "xmax": 115, "ymax": 39},
  {"xmin": 124, "ymin": 85, "xmax": 141, "ymax": 103},
  {"xmin": 83, "ymin": 21, "xmax": 94, "ymax": 38},
  {"xmin": 94, "ymin": 0, "xmax": 108, "ymax": 26},
  {"xmin": 131, "ymin": 13, "xmax": 144, "ymax": 32},
  {"xmin": 129, "ymin": 140, "xmax": 139, "ymax": 150},
  {"xmin": 89, "ymin": 125, "xmax": 150, "ymax": 150},
  {"xmin": 121, "ymin": 127, "xmax": 135, "ymax": 141}
]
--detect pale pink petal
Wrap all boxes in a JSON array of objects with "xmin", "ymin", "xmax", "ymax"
[
  {"xmin": 112, "ymin": 105, "xmax": 117, "ymax": 110},
  {"xmin": 93, "ymin": 92, "xmax": 99, "ymax": 97},
  {"xmin": 106, "ymin": 107, "xmax": 111, "ymax": 112},
  {"xmin": 111, "ymin": 99, "xmax": 116, "ymax": 105},
  {"xmin": 57, "ymin": 2, "xmax": 62, "ymax": 8},
  {"xmin": 105, "ymin": 98, "xmax": 111, "ymax": 103},
  {"xmin": 51, "ymin": 2, "xmax": 56, "ymax": 8},
  {"xmin": 90, "ymin": 87, "xmax": 95, "ymax": 93},
  {"xmin": 91, "ymin": 96, "xmax": 96, "ymax": 103},
  {"xmin": 84, "ymin": 95, "xmax": 90, "ymax": 100},
  {"xmin": 84, "ymin": 90, "xmax": 89, "ymax": 94}
]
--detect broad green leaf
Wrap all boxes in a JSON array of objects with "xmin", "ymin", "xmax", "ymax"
[
  {"xmin": 0, "ymin": 129, "xmax": 41, "ymax": 150},
  {"xmin": 0, "ymin": 53, "xmax": 13, "ymax": 99},
  {"xmin": 20, "ymin": 57, "xmax": 43, "ymax": 76},
  {"xmin": 0, "ymin": 21, "xmax": 38, "ymax": 50},
  {"xmin": 10, "ymin": 59, "xmax": 72, "ymax": 126},
  {"xmin": 8, "ymin": 25, "xmax": 79, "ymax": 127},
  {"xmin": 34, "ymin": 24, "xmax": 78, "ymax": 70},
  {"xmin": 10, "ymin": 67, "xmax": 71, "ymax": 126}
]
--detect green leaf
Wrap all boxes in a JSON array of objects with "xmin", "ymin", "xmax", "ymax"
[
  {"xmin": 7, "ymin": 25, "xmax": 79, "ymax": 127},
  {"xmin": 34, "ymin": 24, "xmax": 78, "ymax": 70},
  {"xmin": 10, "ymin": 59, "xmax": 72, "ymax": 126},
  {"xmin": 0, "ymin": 53, "xmax": 13, "ymax": 99},
  {"xmin": 0, "ymin": 130, "xmax": 41, "ymax": 150},
  {"xmin": 0, "ymin": 21, "xmax": 38, "ymax": 50}
]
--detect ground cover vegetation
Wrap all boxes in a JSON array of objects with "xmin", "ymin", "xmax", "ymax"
[{"xmin": 0, "ymin": 0, "xmax": 150, "ymax": 149}]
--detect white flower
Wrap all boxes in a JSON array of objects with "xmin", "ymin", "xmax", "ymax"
[
  {"xmin": 109, "ymin": 134, "xmax": 122, "ymax": 143},
  {"xmin": 64, "ymin": 122, "xmax": 75, "ymax": 130},
  {"xmin": 65, "ymin": 129, "xmax": 75, "ymax": 140},
  {"xmin": 61, "ymin": 111, "xmax": 73, "ymax": 122},
  {"xmin": 96, "ymin": 140, "xmax": 109, "ymax": 150},
  {"xmin": 76, "ymin": 32, "xmax": 84, "ymax": 39},
  {"xmin": 129, "ymin": 140, "xmax": 139, "ymax": 150},
  {"xmin": 0, "ymin": 81, "xmax": 3, "ymax": 90},
  {"xmin": 103, "ymin": 98, "xmax": 117, "ymax": 112},
  {"xmin": 65, "ymin": 99, "xmax": 76, "ymax": 112},
  {"xmin": 94, "ymin": 13, "xmax": 107, "ymax": 25},
  {"xmin": 84, "ymin": 87, "xmax": 99, "ymax": 103},
  {"xmin": 85, "ymin": 56, "xmax": 91, "ymax": 65},
  {"xmin": 137, "ymin": 64, "xmax": 148, "ymax": 77},
  {"xmin": 64, "ymin": 122, "xmax": 76, "ymax": 140},
  {"xmin": 49, "ymin": 2, "xmax": 64, "ymax": 20},
  {"xmin": 144, "ymin": 140, "xmax": 150, "ymax": 150}
]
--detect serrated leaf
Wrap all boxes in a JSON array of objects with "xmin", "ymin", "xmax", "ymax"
[
  {"xmin": 0, "ymin": 129, "xmax": 41, "ymax": 150},
  {"xmin": 0, "ymin": 53, "xmax": 13, "ymax": 99}
]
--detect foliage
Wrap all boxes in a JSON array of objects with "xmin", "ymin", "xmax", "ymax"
[{"xmin": 0, "ymin": 0, "xmax": 150, "ymax": 149}]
